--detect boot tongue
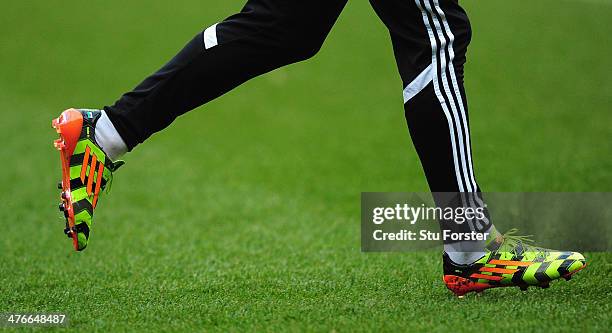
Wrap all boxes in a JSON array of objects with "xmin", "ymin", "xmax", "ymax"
[
  {"xmin": 484, "ymin": 227, "xmax": 503, "ymax": 252},
  {"xmin": 485, "ymin": 237, "xmax": 502, "ymax": 252}
]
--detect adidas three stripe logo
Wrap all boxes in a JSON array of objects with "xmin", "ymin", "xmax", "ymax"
[{"xmin": 79, "ymin": 146, "xmax": 105, "ymax": 208}]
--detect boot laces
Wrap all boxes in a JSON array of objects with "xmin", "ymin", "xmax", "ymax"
[{"xmin": 495, "ymin": 228, "xmax": 548, "ymax": 260}]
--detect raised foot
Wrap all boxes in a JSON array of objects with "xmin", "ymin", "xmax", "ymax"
[{"xmin": 52, "ymin": 109, "xmax": 85, "ymax": 251}]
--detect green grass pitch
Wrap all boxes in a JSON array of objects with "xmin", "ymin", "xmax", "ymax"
[{"xmin": 0, "ymin": 0, "xmax": 610, "ymax": 331}]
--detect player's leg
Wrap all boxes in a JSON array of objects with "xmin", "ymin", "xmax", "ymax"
[
  {"xmin": 369, "ymin": 0, "xmax": 585, "ymax": 295},
  {"xmin": 370, "ymin": 0, "xmax": 492, "ymax": 262},
  {"xmin": 52, "ymin": 0, "xmax": 348, "ymax": 251},
  {"xmin": 105, "ymin": 0, "xmax": 348, "ymax": 152}
]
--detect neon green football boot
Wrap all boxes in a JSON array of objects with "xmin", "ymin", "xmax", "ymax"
[
  {"xmin": 443, "ymin": 229, "xmax": 587, "ymax": 296},
  {"xmin": 52, "ymin": 109, "xmax": 124, "ymax": 251}
]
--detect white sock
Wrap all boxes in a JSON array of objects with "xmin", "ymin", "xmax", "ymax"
[
  {"xmin": 444, "ymin": 225, "xmax": 497, "ymax": 265},
  {"xmin": 95, "ymin": 110, "xmax": 128, "ymax": 161}
]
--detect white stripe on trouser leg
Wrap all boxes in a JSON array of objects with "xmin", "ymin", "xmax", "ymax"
[
  {"xmin": 415, "ymin": 0, "xmax": 465, "ymax": 192},
  {"xmin": 422, "ymin": 0, "xmax": 473, "ymax": 193},
  {"xmin": 203, "ymin": 23, "xmax": 219, "ymax": 49},
  {"xmin": 403, "ymin": 64, "xmax": 434, "ymax": 103},
  {"xmin": 429, "ymin": 1, "xmax": 490, "ymax": 227},
  {"xmin": 433, "ymin": 0, "xmax": 477, "ymax": 192}
]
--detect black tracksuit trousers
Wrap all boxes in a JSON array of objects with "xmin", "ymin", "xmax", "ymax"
[{"xmin": 105, "ymin": 0, "xmax": 489, "ymax": 232}]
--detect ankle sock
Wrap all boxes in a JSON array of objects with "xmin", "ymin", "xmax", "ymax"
[
  {"xmin": 95, "ymin": 110, "xmax": 128, "ymax": 161},
  {"xmin": 444, "ymin": 225, "xmax": 498, "ymax": 265}
]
